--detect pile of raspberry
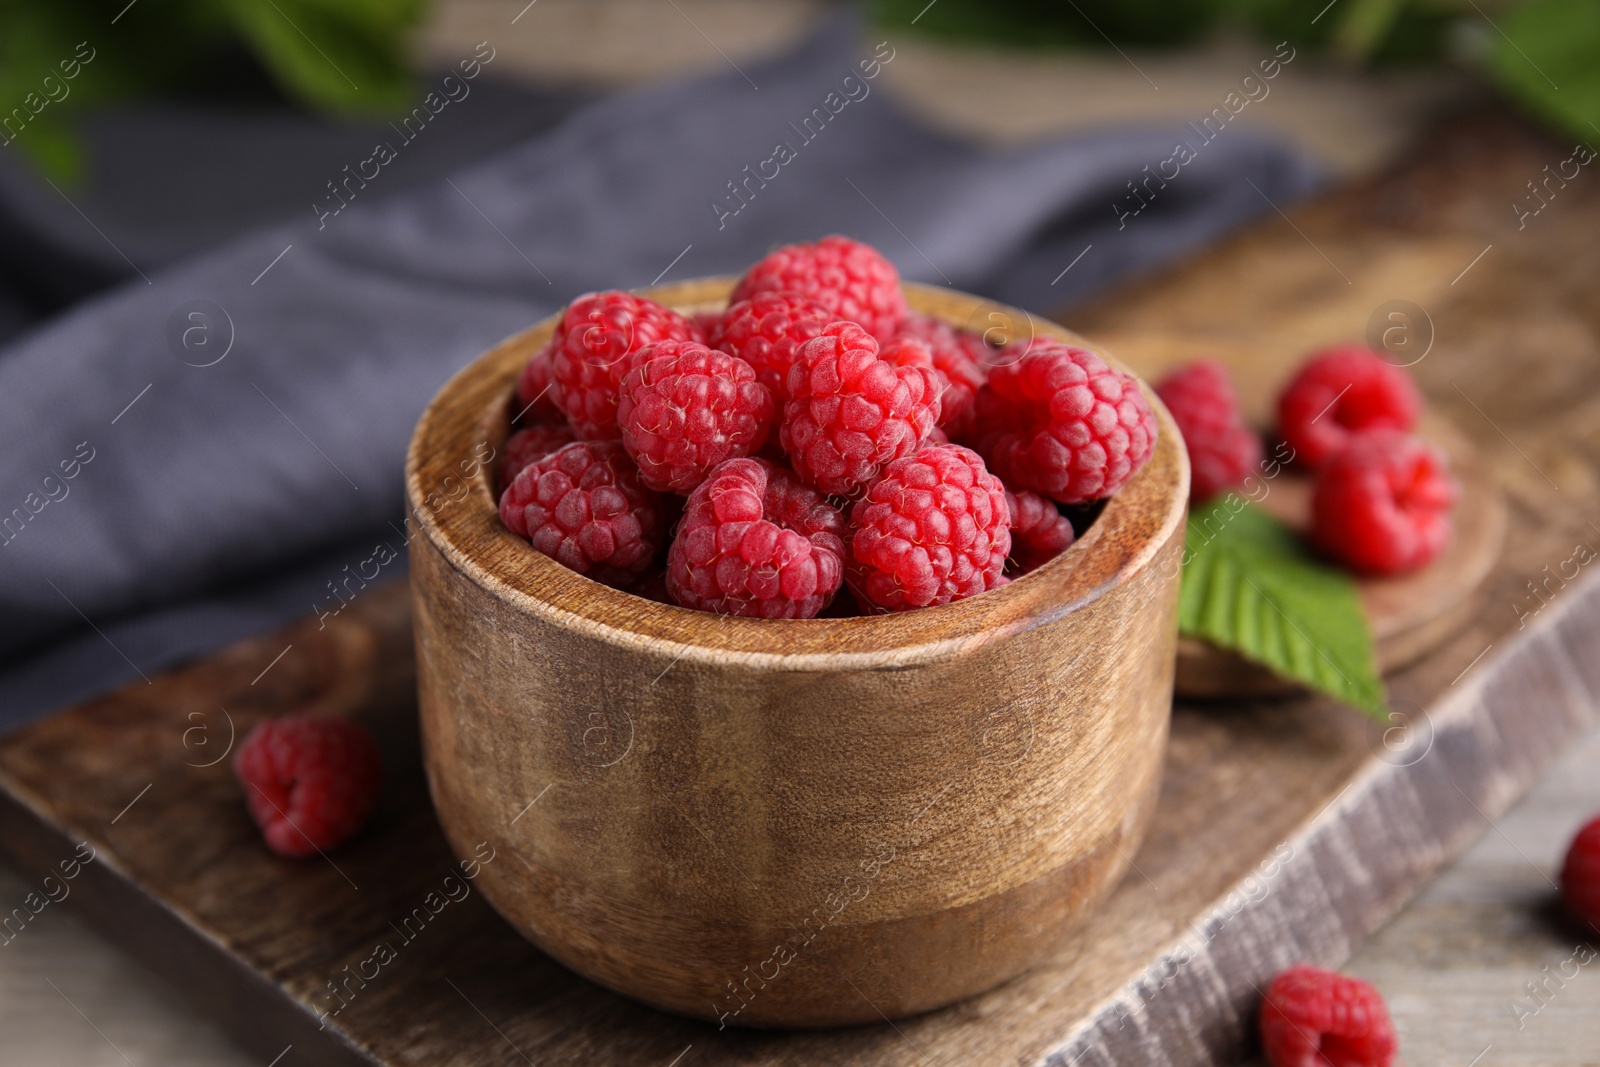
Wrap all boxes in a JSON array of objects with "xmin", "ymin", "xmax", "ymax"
[
  {"xmin": 496, "ymin": 235, "xmax": 1157, "ymax": 618},
  {"xmin": 1155, "ymin": 344, "xmax": 1456, "ymax": 576}
]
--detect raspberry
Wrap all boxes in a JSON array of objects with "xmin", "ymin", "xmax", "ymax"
[
  {"xmin": 731, "ymin": 235, "xmax": 908, "ymax": 340},
  {"xmin": 1560, "ymin": 815, "xmax": 1600, "ymax": 929},
  {"xmin": 499, "ymin": 423, "xmax": 577, "ymax": 491},
  {"xmin": 1259, "ymin": 965, "xmax": 1397, "ymax": 1067},
  {"xmin": 974, "ymin": 341, "xmax": 1157, "ymax": 504},
  {"xmin": 848, "ymin": 444, "xmax": 1010, "ymax": 612},
  {"xmin": 892, "ymin": 312, "xmax": 989, "ymax": 438},
  {"xmin": 499, "ymin": 440, "xmax": 665, "ymax": 583},
  {"xmin": 514, "ymin": 342, "xmax": 562, "ymax": 423},
  {"xmin": 780, "ymin": 321, "xmax": 941, "ymax": 497},
  {"xmin": 1277, "ymin": 345, "xmax": 1422, "ymax": 469},
  {"xmin": 1005, "ymin": 488, "xmax": 1075, "ymax": 573},
  {"xmin": 1155, "ymin": 359, "xmax": 1263, "ymax": 503},
  {"xmin": 666, "ymin": 458, "xmax": 846, "ymax": 618},
  {"xmin": 234, "ymin": 716, "xmax": 383, "ymax": 858},
  {"xmin": 617, "ymin": 340, "xmax": 774, "ymax": 493},
  {"xmin": 1310, "ymin": 429, "xmax": 1455, "ymax": 575},
  {"xmin": 550, "ymin": 291, "xmax": 704, "ymax": 439},
  {"xmin": 715, "ymin": 290, "xmax": 832, "ymax": 404}
]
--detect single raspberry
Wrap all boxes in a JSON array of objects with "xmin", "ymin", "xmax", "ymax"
[
  {"xmin": 1277, "ymin": 345, "xmax": 1422, "ymax": 469},
  {"xmin": 1259, "ymin": 965, "xmax": 1397, "ymax": 1067},
  {"xmin": 617, "ymin": 340, "xmax": 774, "ymax": 493},
  {"xmin": 848, "ymin": 444, "xmax": 1010, "ymax": 612},
  {"xmin": 781, "ymin": 321, "xmax": 941, "ymax": 497},
  {"xmin": 499, "ymin": 440, "xmax": 665, "ymax": 583},
  {"xmin": 1155, "ymin": 359, "xmax": 1263, "ymax": 503},
  {"xmin": 514, "ymin": 342, "xmax": 562, "ymax": 423},
  {"xmin": 892, "ymin": 312, "xmax": 989, "ymax": 438},
  {"xmin": 1560, "ymin": 815, "xmax": 1600, "ymax": 929},
  {"xmin": 666, "ymin": 458, "xmax": 846, "ymax": 618},
  {"xmin": 1005, "ymin": 488, "xmax": 1075, "ymax": 573},
  {"xmin": 974, "ymin": 341, "xmax": 1157, "ymax": 504},
  {"xmin": 1310, "ymin": 429, "xmax": 1455, "ymax": 575},
  {"xmin": 550, "ymin": 291, "xmax": 704, "ymax": 439},
  {"xmin": 234, "ymin": 716, "xmax": 383, "ymax": 858},
  {"xmin": 715, "ymin": 290, "xmax": 832, "ymax": 404},
  {"xmin": 500, "ymin": 423, "xmax": 577, "ymax": 491},
  {"xmin": 731, "ymin": 235, "xmax": 908, "ymax": 340}
]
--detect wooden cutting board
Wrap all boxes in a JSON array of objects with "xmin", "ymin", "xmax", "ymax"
[{"xmin": 3, "ymin": 107, "xmax": 1599, "ymax": 1067}]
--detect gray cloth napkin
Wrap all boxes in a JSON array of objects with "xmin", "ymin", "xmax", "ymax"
[{"xmin": 0, "ymin": 11, "xmax": 1320, "ymax": 724}]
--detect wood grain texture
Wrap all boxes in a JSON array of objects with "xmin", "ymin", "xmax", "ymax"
[
  {"xmin": 0, "ymin": 107, "xmax": 1596, "ymax": 1066},
  {"xmin": 405, "ymin": 278, "xmax": 1189, "ymax": 1026}
]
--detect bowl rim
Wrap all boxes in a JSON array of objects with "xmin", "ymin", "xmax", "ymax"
[{"xmin": 405, "ymin": 277, "xmax": 1188, "ymax": 670}]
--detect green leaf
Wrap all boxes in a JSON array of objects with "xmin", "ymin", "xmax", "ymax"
[
  {"xmin": 1488, "ymin": 0, "xmax": 1600, "ymax": 143},
  {"xmin": 1179, "ymin": 497, "xmax": 1388, "ymax": 719}
]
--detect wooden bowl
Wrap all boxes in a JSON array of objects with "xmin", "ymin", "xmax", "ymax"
[{"xmin": 404, "ymin": 278, "xmax": 1189, "ymax": 1028}]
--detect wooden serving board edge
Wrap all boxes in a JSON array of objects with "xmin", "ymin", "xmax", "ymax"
[
  {"xmin": 1044, "ymin": 571, "xmax": 1600, "ymax": 1067},
  {"xmin": 0, "ymin": 766, "xmax": 380, "ymax": 1067}
]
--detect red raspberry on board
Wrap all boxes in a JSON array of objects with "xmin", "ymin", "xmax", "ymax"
[
  {"xmin": 1259, "ymin": 964, "xmax": 1397, "ymax": 1067},
  {"xmin": 550, "ymin": 290, "xmax": 704, "ymax": 439},
  {"xmin": 617, "ymin": 340, "xmax": 774, "ymax": 493},
  {"xmin": 1005, "ymin": 488, "xmax": 1075, "ymax": 573},
  {"xmin": 1310, "ymin": 429, "xmax": 1455, "ymax": 576},
  {"xmin": 715, "ymin": 290, "xmax": 832, "ymax": 404},
  {"xmin": 499, "ymin": 440, "xmax": 665, "ymax": 584},
  {"xmin": 731, "ymin": 235, "xmax": 908, "ymax": 340},
  {"xmin": 892, "ymin": 312, "xmax": 989, "ymax": 439},
  {"xmin": 1277, "ymin": 345, "xmax": 1421, "ymax": 469},
  {"xmin": 974, "ymin": 341, "xmax": 1157, "ymax": 505},
  {"xmin": 514, "ymin": 342, "xmax": 563, "ymax": 423},
  {"xmin": 1560, "ymin": 815, "xmax": 1600, "ymax": 929},
  {"xmin": 500, "ymin": 423, "xmax": 577, "ymax": 491},
  {"xmin": 848, "ymin": 444, "xmax": 1010, "ymax": 612},
  {"xmin": 1155, "ymin": 359, "xmax": 1263, "ymax": 503},
  {"xmin": 666, "ymin": 458, "xmax": 846, "ymax": 618},
  {"xmin": 781, "ymin": 321, "xmax": 941, "ymax": 497},
  {"xmin": 234, "ymin": 716, "xmax": 383, "ymax": 858}
]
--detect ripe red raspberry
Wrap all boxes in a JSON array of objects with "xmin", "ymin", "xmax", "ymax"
[
  {"xmin": 715, "ymin": 290, "xmax": 832, "ymax": 404},
  {"xmin": 974, "ymin": 341, "xmax": 1157, "ymax": 504},
  {"xmin": 1259, "ymin": 965, "xmax": 1397, "ymax": 1067},
  {"xmin": 1560, "ymin": 815, "xmax": 1600, "ymax": 928},
  {"xmin": 500, "ymin": 423, "xmax": 577, "ymax": 491},
  {"xmin": 781, "ymin": 321, "xmax": 941, "ymax": 497},
  {"xmin": 1310, "ymin": 429, "xmax": 1455, "ymax": 575},
  {"xmin": 234, "ymin": 716, "xmax": 383, "ymax": 858},
  {"xmin": 617, "ymin": 340, "xmax": 774, "ymax": 493},
  {"xmin": 550, "ymin": 291, "xmax": 704, "ymax": 439},
  {"xmin": 514, "ymin": 342, "xmax": 562, "ymax": 423},
  {"xmin": 731, "ymin": 235, "xmax": 908, "ymax": 340},
  {"xmin": 666, "ymin": 458, "xmax": 846, "ymax": 618},
  {"xmin": 1005, "ymin": 488, "xmax": 1075, "ymax": 573},
  {"xmin": 848, "ymin": 444, "xmax": 1010, "ymax": 612},
  {"xmin": 499, "ymin": 440, "xmax": 665, "ymax": 583},
  {"xmin": 1155, "ymin": 359, "xmax": 1263, "ymax": 503},
  {"xmin": 1277, "ymin": 345, "xmax": 1422, "ymax": 469},
  {"xmin": 892, "ymin": 312, "xmax": 989, "ymax": 438}
]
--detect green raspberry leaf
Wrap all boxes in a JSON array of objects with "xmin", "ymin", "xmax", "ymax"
[
  {"xmin": 1178, "ymin": 497, "xmax": 1387, "ymax": 719},
  {"xmin": 1488, "ymin": 0, "xmax": 1600, "ymax": 144}
]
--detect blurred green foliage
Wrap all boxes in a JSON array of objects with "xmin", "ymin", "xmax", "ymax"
[
  {"xmin": 0, "ymin": 0, "xmax": 427, "ymax": 180},
  {"xmin": 873, "ymin": 0, "xmax": 1600, "ymax": 143}
]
